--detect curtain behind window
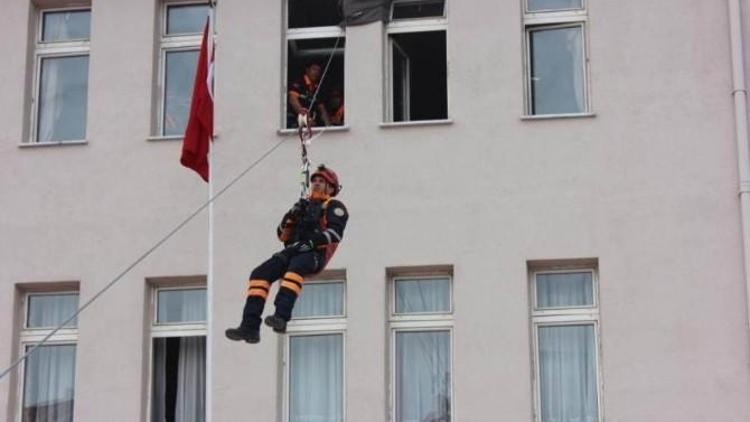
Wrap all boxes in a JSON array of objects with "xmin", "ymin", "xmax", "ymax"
[
  {"xmin": 395, "ymin": 331, "xmax": 451, "ymax": 422},
  {"xmin": 22, "ymin": 344, "xmax": 76, "ymax": 422},
  {"xmin": 293, "ymin": 283, "xmax": 344, "ymax": 318},
  {"xmin": 538, "ymin": 325, "xmax": 598, "ymax": 422},
  {"xmin": 289, "ymin": 334, "xmax": 343, "ymax": 422},
  {"xmin": 152, "ymin": 337, "xmax": 206, "ymax": 422}
]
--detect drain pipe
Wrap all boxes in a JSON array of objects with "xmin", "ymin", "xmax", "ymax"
[{"xmin": 728, "ymin": 0, "xmax": 750, "ymax": 329}]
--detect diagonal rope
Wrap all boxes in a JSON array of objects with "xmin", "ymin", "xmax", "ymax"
[
  {"xmin": 0, "ymin": 30, "xmax": 344, "ymax": 384},
  {"xmin": 0, "ymin": 137, "xmax": 287, "ymax": 381}
]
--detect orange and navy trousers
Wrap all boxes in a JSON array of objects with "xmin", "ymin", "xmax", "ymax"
[{"xmin": 240, "ymin": 249, "xmax": 324, "ymax": 330}]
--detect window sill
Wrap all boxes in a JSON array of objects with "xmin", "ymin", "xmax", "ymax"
[
  {"xmin": 379, "ymin": 119, "xmax": 453, "ymax": 128},
  {"xmin": 277, "ymin": 126, "xmax": 349, "ymax": 136},
  {"xmin": 147, "ymin": 133, "xmax": 220, "ymax": 142},
  {"xmin": 18, "ymin": 140, "xmax": 88, "ymax": 148},
  {"xmin": 520, "ymin": 112, "xmax": 596, "ymax": 121},
  {"xmin": 147, "ymin": 135, "xmax": 184, "ymax": 142}
]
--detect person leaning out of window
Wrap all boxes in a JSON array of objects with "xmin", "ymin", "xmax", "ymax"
[{"xmin": 287, "ymin": 61, "xmax": 331, "ymax": 128}]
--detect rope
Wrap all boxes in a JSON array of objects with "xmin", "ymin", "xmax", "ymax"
[
  {"xmin": 0, "ymin": 30, "xmax": 344, "ymax": 384},
  {"xmin": 0, "ymin": 137, "xmax": 287, "ymax": 382},
  {"xmin": 297, "ymin": 35, "xmax": 342, "ymax": 197}
]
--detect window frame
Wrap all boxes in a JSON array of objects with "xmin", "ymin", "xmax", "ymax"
[
  {"xmin": 388, "ymin": 274, "xmax": 454, "ymax": 422},
  {"xmin": 522, "ymin": 3, "xmax": 591, "ymax": 117},
  {"xmin": 384, "ymin": 1, "xmax": 449, "ymax": 123},
  {"xmin": 156, "ymin": 0, "xmax": 206, "ymax": 137},
  {"xmin": 283, "ymin": 276, "xmax": 347, "ymax": 422},
  {"xmin": 30, "ymin": 7, "xmax": 91, "ymax": 144},
  {"xmin": 282, "ymin": 1, "xmax": 345, "ymax": 130},
  {"xmin": 17, "ymin": 290, "xmax": 80, "ymax": 422},
  {"xmin": 529, "ymin": 267, "xmax": 603, "ymax": 422}
]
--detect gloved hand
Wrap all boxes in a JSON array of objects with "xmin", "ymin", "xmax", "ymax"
[
  {"xmin": 290, "ymin": 198, "xmax": 308, "ymax": 219},
  {"xmin": 287, "ymin": 240, "xmax": 315, "ymax": 254}
]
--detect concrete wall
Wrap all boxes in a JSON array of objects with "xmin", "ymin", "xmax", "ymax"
[{"xmin": 1, "ymin": 0, "xmax": 749, "ymax": 420}]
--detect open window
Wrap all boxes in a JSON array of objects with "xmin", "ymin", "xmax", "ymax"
[
  {"xmin": 285, "ymin": 0, "xmax": 345, "ymax": 129},
  {"xmin": 386, "ymin": 1, "xmax": 448, "ymax": 123},
  {"xmin": 522, "ymin": 0, "xmax": 590, "ymax": 116}
]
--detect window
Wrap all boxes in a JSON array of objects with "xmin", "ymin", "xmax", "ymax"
[
  {"xmin": 523, "ymin": 0, "xmax": 590, "ymax": 116},
  {"xmin": 285, "ymin": 0, "xmax": 345, "ymax": 129},
  {"xmin": 19, "ymin": 291, "xmax": 79, "ymax": 422},
  {"xmin": 157, "ymin": 2, "xmax": 209, "ymax": 136},
  {"xmin": 529, "ymin": 267, "xmax": 602, "ymax": 422},
  {"xmin": 389, "ymin": 275, "xmax": 453, "ymax": 422},
  {"xmin": 385, "ymin": 0, "xmax": 448, "ymax": 123},
  {"xmin": 150, "ymin": 286, "xmax": 206, "ymax": 422},
  {"xmin": 31, "ymin": 8, "xmax": 91, "ymax": 143},
  {"xmin": 285, "ymin": 278, "xmax": 346, "ymax": 422}
]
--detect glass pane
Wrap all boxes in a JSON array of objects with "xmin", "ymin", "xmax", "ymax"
[
  {"xmin": 27, "ymin": 294, "xmax": 79, "ymax": 328},
  {"xmin": 536, "ymin": 272, "xmax": 593, "ymax": 308},
  {"xmin": 42, "ymin": 10, "xmax": 91, "ymax": 41},
  {"xmin": 529, "ymin": 26, "xmax": 585, "ymax": 115},
  {"xmin": 37, "ymin": 55, "xmax": 89, "ymax": 142},
  {"xmin": 151, "ymin": 337, "xmax": 206, "ymax": 422},
  {"xmin": 528, "ymin": 0, "xmax": 583, "ymax": 12},
  {"xmin": 289, "ymin": 334, "xmax": 343, "ymax": 422},
  {"xmin": 392, "ymin": 0, "xmax": 445, "ymax": 19},
  {"xmin": 538, "ymin": 325, "xmax": 599, "ymax": 422},
  {"xmin": 157, "ymin": 289, "xmax": 206, "ymax": 323},
  {"xmin": 288, "ymin": 0, "xmax": 342, "ymax": 28},
  {"xmin": 395, "ymin": 331, "xmax": 451, "ymax": 422},
  {"xmin": 293, "ymin": 282, "xmax": 344, "ymax": 318},
  {"xmin": 23, "ymin": 344, "xmax": 76, "ymax": 422},
  {"xmin": 166, "ymin": 4, "xmax": 208, "ymax": 35},
  {"xmin": 395, "ymin": 277, "xmax": 450, "ymax": 314},
  {"xmin": 163, "ymin": 50, "xmax": 198, "ymax": 136}
]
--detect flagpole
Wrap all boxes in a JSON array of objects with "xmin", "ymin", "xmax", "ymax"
[{"xmin": 206, "ymin": 3, "xmax": 215, "ymax": 422}]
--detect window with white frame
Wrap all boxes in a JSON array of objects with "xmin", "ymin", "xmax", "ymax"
[
  {"xmin": 19, "ymin": 291, "xmax": 79, "ymax": 422},
  {"xmin": 31, "ymin": 8, "xmax": 91, "ymax": 143},
  {"xmin": 523, "ymin": 0, "xmax": 590, "ymax": 116},
  {"xmin": 385, "ymin": 0, "xmax": 447, "ymax": 123},
  {"xmin": 157, "ymin": 1, "xmax": 209, "ymax": 136},
  {"xmin": 389, "ymin": 275, "xmax": 453, "ymax": 422},
  {"xmin": 285, "ymin": 278, "xmax": 346, "ymax": 422},
  {"xmin": 150, "ymin": 286, "xmax": 206, "ymax": 422},
  {"xmin": 530, "ymin": 268, "xmax": 602, "ymax": 422},
  {"xmin": 285, "ymin": 0, "xmax": 345, "ymax": 129}
]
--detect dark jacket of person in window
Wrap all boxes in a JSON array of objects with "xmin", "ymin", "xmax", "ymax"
[{"xmin": 325, "ymin": 87, "xmax": 344, "ymax": 126}]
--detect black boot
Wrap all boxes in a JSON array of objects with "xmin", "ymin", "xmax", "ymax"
[
  {"xmin": 264, "ymin": 315, "xmax": 288, "ymax": 333},
  {"xmin": 225, "ymin": 326, "xmax": 260, "ymax": 343}
]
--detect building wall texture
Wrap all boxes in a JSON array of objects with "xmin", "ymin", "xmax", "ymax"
[{"xmin": 1, "ymin": 0, "xmax": 750, "ymax": 421}]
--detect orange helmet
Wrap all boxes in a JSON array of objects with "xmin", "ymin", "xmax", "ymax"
[{"xmin": 311, "ymin": 164, "xmax": 341, "ymax": 196}]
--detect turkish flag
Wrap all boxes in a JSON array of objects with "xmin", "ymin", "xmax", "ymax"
[{"xmin": 180, "ymin": 18, "xmax": 213, "ymax": 182}]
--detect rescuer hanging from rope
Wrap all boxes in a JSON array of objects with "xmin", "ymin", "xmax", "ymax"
[{"xmin": 225, "ymin": 164, "xmax": 348, "ymax": 344}]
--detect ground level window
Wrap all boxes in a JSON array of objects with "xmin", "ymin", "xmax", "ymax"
[
  {"xmin": 387, "ymin": 31, "xmax": 447, "ymax": 122},
  {"xmin": 150, "ymin": 285, "xmax": 206, "ymax": 422},
  {"xmin": 151, "ymin": 337, "xmax": 206, "ymax": 422},
  {"xmin": 395, "ymin": 330, "xmax": 451, "ymax": 421},
  {"xmin": 288, "ymin": 334, "xmax": 343, "ymax": 422},
  {"xmin": 22, "ymin": 344, "xmax": 76, "ymax": 422}
]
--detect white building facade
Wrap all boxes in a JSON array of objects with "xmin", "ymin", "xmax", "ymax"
[{"xmin": 2, "ymin": 0, "xmax": 750, "ymax": 421}]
